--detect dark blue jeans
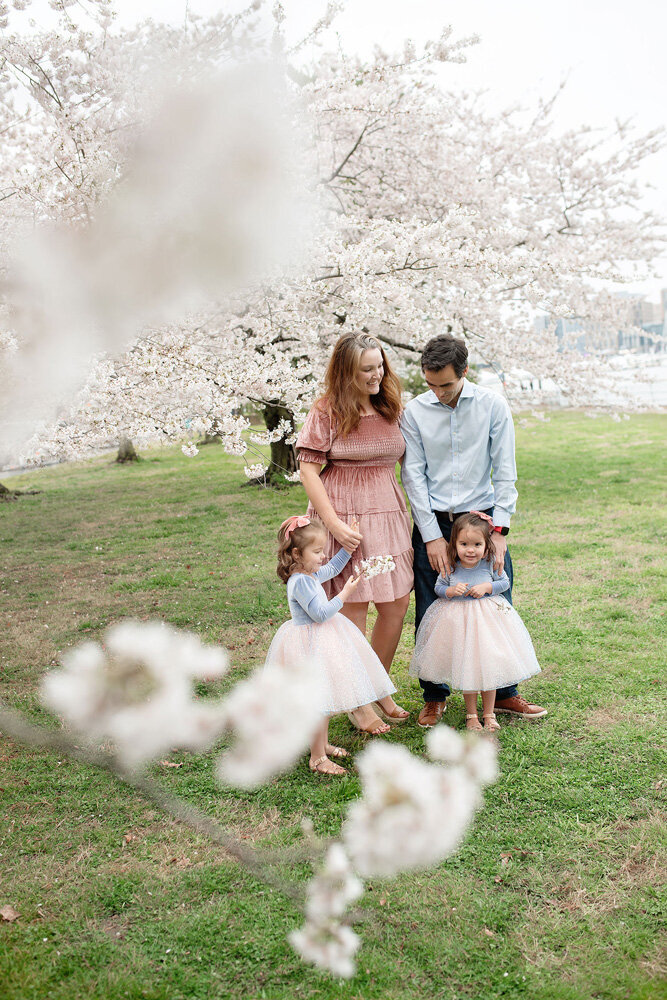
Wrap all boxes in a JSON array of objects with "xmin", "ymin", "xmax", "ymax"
[{"xmin": 413, "ymin": 509, "xmax": 518, "ymax": 703}]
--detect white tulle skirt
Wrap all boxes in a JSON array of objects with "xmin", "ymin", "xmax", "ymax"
[
  {"xmin": 265, "ymin": 614, "xmax": 396, "ymax": 715},
  {"xmin": 410, "ymin": 596, "xmax": 541, "ymax": 692}
]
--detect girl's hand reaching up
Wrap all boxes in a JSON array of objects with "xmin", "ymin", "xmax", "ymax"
[{"xmin": 339, "ymin": 573, "xmax": 362, "ymax": 603}]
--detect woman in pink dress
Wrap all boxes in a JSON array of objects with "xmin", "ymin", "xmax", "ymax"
[{"xmin": 297, "ymin": 332, "xmax": 414, "ymax": 727}]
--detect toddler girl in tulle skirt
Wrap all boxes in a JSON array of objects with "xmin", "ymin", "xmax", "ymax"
[
  {"xmin": 410, "ymin": 512, "xmax": 541, "ymax": 733},
  {"xmin": 266, "ymin": 515, "xmax": 398, "ymax": 776}
]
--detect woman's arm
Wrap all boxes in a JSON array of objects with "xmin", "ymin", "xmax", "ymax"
[{"xmin": 299, "ymin": 462, "xmax": 363, "ymax": 552}]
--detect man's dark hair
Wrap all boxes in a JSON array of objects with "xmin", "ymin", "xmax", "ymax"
[{"xmin": 421, "ymin": 334, "xmax": 468, "ymax": 377}]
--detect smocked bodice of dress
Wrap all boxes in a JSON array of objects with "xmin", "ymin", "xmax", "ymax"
[{"xmin": 297, "ymin": 408, "xmax": 405, "ymax": 468}]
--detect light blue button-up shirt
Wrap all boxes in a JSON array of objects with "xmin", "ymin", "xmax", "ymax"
[{"xmin": 400, "ymin": 380, "xmax": 517, "ymax": 543}]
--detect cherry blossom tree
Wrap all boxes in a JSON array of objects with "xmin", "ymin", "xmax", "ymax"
[{"xmin": 2, "ymin": 1, "xmax": 664, "ymax": 483}]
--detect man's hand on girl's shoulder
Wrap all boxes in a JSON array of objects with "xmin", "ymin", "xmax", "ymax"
[{"xmin": 489, "ymin": 532, "xmax": 507, "ymax": 574}]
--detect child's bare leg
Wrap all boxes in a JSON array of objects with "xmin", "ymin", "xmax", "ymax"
[
  {"xmin": 464, "ymin": 691, "xmax": 482, "ymax": 731},
  {"xmin": 482, "ymin": 689, "xmax": 500, "ymax": 732},
  {"xmin": 310, "ymin": 718, "xmax": 346, "ymax": 774}
]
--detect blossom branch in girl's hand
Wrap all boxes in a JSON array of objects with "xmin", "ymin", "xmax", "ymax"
[{"xmin": 353, "ymin": 554, "xmax": 396, "ymax": 579}]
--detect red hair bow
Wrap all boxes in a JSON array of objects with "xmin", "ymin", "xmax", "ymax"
[
  {"xmin": 280, "ymin": 515, "xmax": 311, "ymax": 540},
  {"xmin": 470, "ymin": 510, "xmax": 494, "ymax": 527}
]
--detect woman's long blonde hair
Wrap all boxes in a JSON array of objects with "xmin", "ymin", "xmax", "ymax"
[{"xmin": 315, "ymin": 332, "xmax": 403, "ymax": 436}]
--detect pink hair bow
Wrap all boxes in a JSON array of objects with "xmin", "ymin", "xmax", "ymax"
[
  {"xmin": 280, "ymin": 514, "xmax": 311, "ymax": 539},
  {"xmin": 470, "ymin": 510, "xmax": 494, "ymax": 527}
]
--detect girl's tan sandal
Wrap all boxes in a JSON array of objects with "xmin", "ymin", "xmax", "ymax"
[
  {"xmin": 309, "ymin": 755, "xmax": 346, "ymax": 776},
  {"xmin": 325, "ymin": 744, "xmax": 349, "ymax": 758},
  {"xmin": 466, "ymin": 713, "xmax": 483, "ymax": 731},
  {"xmin": 483, "ymin": 713, "xmax": 501, "ymax": 733}
]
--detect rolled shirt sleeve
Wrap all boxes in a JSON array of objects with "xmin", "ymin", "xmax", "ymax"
[{"xmin": 488, "ymin": 396, "xmax": 517, "ymax": 529}]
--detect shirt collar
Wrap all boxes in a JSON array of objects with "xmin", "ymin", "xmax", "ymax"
[{"xmin": 427, "ymin": 378, "xmax": 474, "ymax": 406}]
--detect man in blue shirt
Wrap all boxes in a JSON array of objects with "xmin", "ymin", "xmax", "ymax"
[{"xmin": 401, "ymin": 334, "xmax": 547, "ymax": 727}]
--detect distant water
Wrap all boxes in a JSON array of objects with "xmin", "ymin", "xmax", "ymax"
[{"xmin": 477, "ymin": 353, "xmax": 667, "ymax": 410}]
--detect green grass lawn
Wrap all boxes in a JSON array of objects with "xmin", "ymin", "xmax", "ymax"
[{"xmin": 1, "ymin": 413, "xmax": 666, "ymax": 1000}]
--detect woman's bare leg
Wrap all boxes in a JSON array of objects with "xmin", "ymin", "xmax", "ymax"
[
  {"xmin": 339, "ymin": 601, "xmax": 389, "ymax": 731},
  {"xmin": 371, "ymin": 594, "xmax": 410, "ymax": 716},
  {"xmin": 371, "ymin": 594, "xmax": 410, "ymax": 672},
  {"xmin": 339, "ymin": 600, "xmax": 368, "ymax": 635}
]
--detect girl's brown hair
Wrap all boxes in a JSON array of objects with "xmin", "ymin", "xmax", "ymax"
[
  {"xmin": 447, "ymin": 512, "xmax": 493, "ymax": 568},
  {"xmin": 276, "ymin": 519, "xmax": 327, "ymax": 583},
  {"xmin": 315, "ymin": 332, "xmax": 403, "ymax": 436}
]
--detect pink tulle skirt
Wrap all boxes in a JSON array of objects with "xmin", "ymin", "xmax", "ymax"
[
  {"xmin": 410, "ymin": 596, "xmax": 541, "ymax": 692},
  {"xmin": 265, "ymin": 614, "xmax": 396, "ymax": 715}
]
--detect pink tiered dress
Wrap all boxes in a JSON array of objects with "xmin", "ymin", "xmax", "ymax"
[{"xmin": 296, "ymin": 405, "xmax": 414, "ymax": 603}]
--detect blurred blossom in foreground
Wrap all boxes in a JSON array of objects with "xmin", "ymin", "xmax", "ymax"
[
  {"xmin": 342, "ymin": 736, "xmax": 493, "ymax": 877},
  {"xmin": 41, "ymin": 621, "xmax": 229, "ymax": 769},
  {"xmin": 289, "ymin": 918, "xmax": 361, "ymax": 980},
  {"xmin": 2, "ymin": 61, "xmax": 312, "ymax": 460},
  {"xmin": 216, "ymin": 657, "xmax": 325, "ymax": 789},
  {"xmin": 290, "ymin": 844, "xmax": 362, "ymax": 978},
  {"xmin": 425, "ymin": 724, "xmax": 499, "ymax": 786}
]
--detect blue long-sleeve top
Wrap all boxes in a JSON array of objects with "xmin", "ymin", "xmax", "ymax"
[
  {"xmin": 434, "ymin": 559, "xmax": 510, "ymax": 600},
  {"xmin": 287, "ymin": 548, "xmax": 352, "ymax": 625}
]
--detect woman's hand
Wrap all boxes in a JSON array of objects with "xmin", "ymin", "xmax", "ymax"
[
  {"xmin": 339, "ymin": 574, "xmax": 362, "ymax": 602},
  {"xmin": 468, "ymin": 582, "xmax": 492, "ymax": 599},
  {"xmin": 329, "ymin": 517, "xmax": 363, "ymax": 553}
]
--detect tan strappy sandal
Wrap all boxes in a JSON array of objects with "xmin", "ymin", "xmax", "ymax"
[
  {"xmin": 466, "ymin": 713, "xmax": 483, "ymax": 731},
  {"xmin": 374, "ymin": 700, "xmax": 410, "ymax": 722},
  {"xmin": 325, "ymin": 744, "xmax": 349, "ymax": 758},
  {"xmin": 483, "ymin": 713, "xmax": 501, "ymax": 733},
  {"xmin": 309, "ymin": 755, "xmax": 346, "ymax": 776},
  {"xmin": 347, "ymin": 711, "xmax": 390, "ymax": 735}
]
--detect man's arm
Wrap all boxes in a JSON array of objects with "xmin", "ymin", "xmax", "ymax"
[
  {"xmin": 400, "ymin": 407, "xmax": 451, "ymax": 575},
  {"xmin": 400, "ymin": 407, "xmax": 441, "ymax": 543},
  {"xmin": 488, "ymin": 396, "xmax": 517, "ymax": 529},
  {"xmin": 488, "ymin": 397, "xmax": 517, "ymax": 573}
]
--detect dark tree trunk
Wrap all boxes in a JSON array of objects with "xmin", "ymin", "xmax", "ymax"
[
  {"xmin": 0, "ymin": 481, "xmax": 41, "ymax": 500},
  {"xmin": 116, "ymin": 437, "xmax": 139, "ymax": 463},
  {"xmin": 245, "ymin": 404, "xmax": 297, "ymax": 488},
  {"xmin": 200, "ymin": 432, "xmax": 222, "ymax": 445}
]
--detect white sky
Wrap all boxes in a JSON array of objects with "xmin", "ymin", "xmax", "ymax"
[{"xmin": 63, "ymin": 1, "xmax": 667, "ymax": 297}]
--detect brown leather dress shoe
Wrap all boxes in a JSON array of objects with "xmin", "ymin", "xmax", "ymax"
[
  {"xmin": 494, "ymin": 695, "xmax": 547, "ymax": 719},
  {"xmin": 417, "ymin": 701, "xmax": 447, "ymax": 727}
]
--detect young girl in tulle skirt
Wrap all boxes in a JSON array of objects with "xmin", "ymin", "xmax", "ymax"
[
  {"xmin": 267, "ymin": 515, "xmax": 401, "ymax": 775},
  {"xmin": 410, "ymin": 511, "xmax": 541, "ymax": 733}
]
